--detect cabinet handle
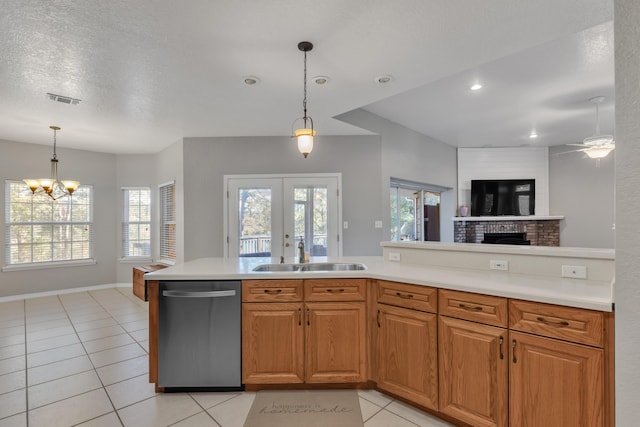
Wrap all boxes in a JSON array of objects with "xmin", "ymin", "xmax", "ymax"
[
  {"xmin": 396, "ymin": 292, "xmax": 414, "ymax": 299},
  {"xmin": 536, "ymin": 316, "xmax": 569, "ymax": 327},
  {"xmin": 459, "ymin": 303, "xmax": 483, "ymax": 312},
  {"xmin": 499, "ymin": 336, "xmax": 504, "ymax": 360},
  {"xmin": 326, "ymin": 288, "xmax": 345, "ymax": 293},
  {"xmin": 377, "ymin": 309, "xmax": 381, "ymax": 328},
  {"xmin": 298, "ymin": 308, "xmax": 302, "ymax": 326},
  {"xmin": 263, "ymin": 289, "xmax": 283, "ymax": 294},
  {"xmin": 512, "ymin": 339, "xmax": 517, "ymax": 364},
  {"xmin": 306, "ymin": 308, "xmax": 310, "ymax": 326}
]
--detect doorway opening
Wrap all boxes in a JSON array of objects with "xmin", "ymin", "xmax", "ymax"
[{"xmin": 390, "ymin": 179, "xmax": 443, "ymax": 242}]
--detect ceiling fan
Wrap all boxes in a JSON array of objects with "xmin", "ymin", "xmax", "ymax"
[{"xmin": 565, "ymin": 96, "xmax": 615, "ymax": 160}]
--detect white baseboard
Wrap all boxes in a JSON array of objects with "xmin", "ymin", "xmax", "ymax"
[{"xmin": 0, "ymin": 283, "xmax": 133, "ymax": 303}]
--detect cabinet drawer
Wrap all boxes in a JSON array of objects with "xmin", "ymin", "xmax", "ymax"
[
  {"xmin": 242, "ymin": 280, "xmax": 303, "ymax": 302},
  {"xmin": 439, "ymin": 289, "xmax": 508, "ymax": 327},
  {"xmin": 304, "ymin": 279, "xmax": 366, "ymax": 302},
  {"xmin": 377, "ymin": 280, "xmax": 437, "ymax": 313},
  {"xmin": 509, "ymin": 299, "xmax": 604, "ymax": 347}
]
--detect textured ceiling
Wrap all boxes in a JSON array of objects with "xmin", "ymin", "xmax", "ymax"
[{"xmin": 0, "ymin": 0, "xmax": 613, "ymax": 154}]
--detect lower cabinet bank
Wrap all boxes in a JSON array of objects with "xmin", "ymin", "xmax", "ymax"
[{"xmin": 147, "ymin": 278, "xmax": 614, "ymax": 427}]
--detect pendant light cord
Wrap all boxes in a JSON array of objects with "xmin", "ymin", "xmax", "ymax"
[
  {"xmin": 302, "ymin": 49, "xmax": 308, "ymax": 124},
  {"xmin": 52, "ymin": 127, "xmax": 58, "ymax": 160}
]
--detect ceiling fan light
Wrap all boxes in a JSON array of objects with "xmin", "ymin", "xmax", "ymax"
[{"xmin": 585, "ymin": 147, "xmax": 614, "ymax": 159}]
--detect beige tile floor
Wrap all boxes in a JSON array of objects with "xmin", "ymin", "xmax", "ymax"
[{"xmin": 0, "ymin": 287, "xmax": 454, "ymax": 427}]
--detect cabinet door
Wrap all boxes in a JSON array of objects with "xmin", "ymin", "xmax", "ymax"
[
  {"xmin": 305, "ymin": 302, "xmax": 366, "ymax": 383},
  {"xmin": 377, "ymin": 304, "xmax": 438, "ymax": 410},
  {"xmin": 439, "ymin": 316, "xmax": 508, "ymax": 427},
  {"xmin": 242, "ymin": 303, "xmax": 304, "ymax": 384},
  {"xmin": 510, "ymin": 331, "xmax": 604, "ymax": 427}
]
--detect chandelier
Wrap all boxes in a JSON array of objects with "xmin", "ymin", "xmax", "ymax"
[
  {"xmin": 292, "ymin": 41, "xmax": 315, "ymax": 158},
  {"xmin": 23, "ymin": 126, "xmax": 80, "ymax": 200}
]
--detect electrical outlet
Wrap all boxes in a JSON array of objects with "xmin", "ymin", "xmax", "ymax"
[
  {"xmin": 388, "ymin": 252, "xmax": 401, "ymax": 262},
  {"xmin": 374, "ymin": 220, "xmax": 383, "ymax": 229},
  {"xmin": 562, "ymin": 265, "xmax": 587, "ymax": 279},
  {"xmin": 343, "ymin": 221, "xmax": 349, "ymax": 229},
  {"xmin": 490, "ymin": 260, "xmax": 509, "ymax": 271}
]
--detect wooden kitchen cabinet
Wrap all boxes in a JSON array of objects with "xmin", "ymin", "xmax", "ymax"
[
  {"xmin": 376, "ymin": 280, "xmax": 438, "ymax": 410},
  {"xmin": 305, "ymin": 301, "xmax": 367, "ymax": 383},
  {"xmin": 133, "ymin": 264, "xmax": 167, "ymax": 301},
  {"xmin": 509, "ymin": 331, "xmax": 604, "ymax": 427},
  {"xmin": 509, "ymin": 299, "xmax": 612, "ymax": 427},
  {"xmin": 438, "ymin": 289, "xmax": 508, "ymax": 427},
  {"xmin": 439, "ymin": 316, "xmax": 508, "ymax": 427},
  {"xmin": 242, "ymin": 302, "xmax": 304, "ymax": 384},
  {"xmin": 242, "ymin": 278, "xmax": 367, "ymax": 385},
  {"xmin": 377, "ymin": 302, "xmax": 438, "ymax": 409}
]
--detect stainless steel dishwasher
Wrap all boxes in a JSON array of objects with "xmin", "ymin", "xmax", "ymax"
[{"xmin": 158, "ymin": 280, "xmax": 242, "ymax": 390}]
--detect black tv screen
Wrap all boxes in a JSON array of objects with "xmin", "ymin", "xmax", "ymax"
[{"xmin": 471, "ymin": 179, "xmax": 535, "ymax": 216}]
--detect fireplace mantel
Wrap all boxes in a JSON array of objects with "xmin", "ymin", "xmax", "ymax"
[{"xmin": 453, "ymin": 215, "xmax": 564, "ymax": 222}]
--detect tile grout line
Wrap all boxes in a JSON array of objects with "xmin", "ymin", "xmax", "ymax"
[{"xmin": 56, "ymin": 292, "xmax": 125, "ymax": 427}]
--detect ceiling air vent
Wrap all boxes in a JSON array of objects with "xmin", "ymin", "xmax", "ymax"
[{"xmin": 46, "ymin": 93, "xmax": 81, "ymax": 105}]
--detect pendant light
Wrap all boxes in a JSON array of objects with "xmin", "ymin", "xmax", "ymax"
[
  {"xmin": 23, "ymin": 126, "xmax": 80, "ymax": 200},
  {"xmin": 292, "ymin": 41, "xmax": 315, "ymax": 158}
]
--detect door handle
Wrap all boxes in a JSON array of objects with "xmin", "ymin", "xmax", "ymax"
[
  {"xmin": 162, "ymin": 290, "xmax": 236, "ymax": 298},
  {"xmin": 285, "ymin": 234, "xmax": 290, "ymax": 238},
  {"xmin": 285, "ymin": 243, "xmax": 290, "ymax": 247}
]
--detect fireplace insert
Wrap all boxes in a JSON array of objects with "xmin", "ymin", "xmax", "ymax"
[{"xmin": 482, "ymin": 232, "xmax": 530, "ymax": 245}]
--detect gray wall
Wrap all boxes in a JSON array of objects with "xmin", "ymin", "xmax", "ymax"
[
  {"xmin": 615, "ymin": 0, "xmax": 640, "ymax": 423},
  {"xmin": 336, "ymin": 109, "xmax": 458, "ymax": 242},
  {"xmin": 182, "ymin": 135, "xmax": 383, "ymax": 259},
  {"xmin": 0, "ymin": 139, "xmax": 118, "ymax": 297},
  {"xmin": 549, "ymin": 145, "xmax": 615, "ymax": 248}
]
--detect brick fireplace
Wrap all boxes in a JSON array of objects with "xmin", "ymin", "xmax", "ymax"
[{"xmin": 453, "ymin": 217, "xmax": 562, "ymax": 246}]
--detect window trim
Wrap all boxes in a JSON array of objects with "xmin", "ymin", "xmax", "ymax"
[{"xmin": 121, "ymin": 186, "xmax": 152, "ymax": 260}]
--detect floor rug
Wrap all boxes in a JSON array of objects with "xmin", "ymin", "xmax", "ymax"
[{"xmin": 243, "ymin": 390, "xmax": 364, "ymax": 427}]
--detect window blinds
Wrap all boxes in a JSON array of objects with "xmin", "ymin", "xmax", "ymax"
[
  {"xmin": 122, "ymin": 187, "xmax": 151, "ymax": 258},
  {"xmin": 159, "ymin": 181, "xmax": 176, "ymax": 263}
]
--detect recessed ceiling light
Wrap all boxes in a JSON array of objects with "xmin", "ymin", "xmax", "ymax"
[
  {"xmin": 242, "ymin": 76, "xmax": 260, "ymax": 85},
  {"xmin": 470, "ymin": 83, "xmax": 483, "ymax": 91},
  {"xmin": 375, "ymin": 75, "xmax": 393, "ymax": 84},
  {"xmin": 312, "ymin": 76, "xmax": 330, "ymax": 85},
  {"xmin": 529, "ymin": 131, "xmax": 538, "ymax": 139}
]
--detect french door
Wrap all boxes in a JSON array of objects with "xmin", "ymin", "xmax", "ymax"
[{"xmin": 225, "ymin": 174, "xmax": 341, "ymax": 259}]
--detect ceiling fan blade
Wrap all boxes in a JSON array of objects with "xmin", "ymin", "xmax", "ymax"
[{"xmin": 567, "ymin": 143, "xmax": 587, "ymax": 147}]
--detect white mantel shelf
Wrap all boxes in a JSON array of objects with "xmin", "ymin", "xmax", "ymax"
[{"xmin": 452, "ymin": 215, "xmax": 565, "ymax": 222}]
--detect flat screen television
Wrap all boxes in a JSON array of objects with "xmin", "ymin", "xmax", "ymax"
[{"xmin": 470, "ymin": 179, "xmax": 535, "ymax": 216}]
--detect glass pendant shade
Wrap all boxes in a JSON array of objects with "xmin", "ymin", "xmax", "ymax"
[
  {"xmin": 23, "ymin": 126, "xmax": 80, "ymax": 200},
  {"xmin": 295, "ymin": 128, "xmax": 315, "ymax": 158}
]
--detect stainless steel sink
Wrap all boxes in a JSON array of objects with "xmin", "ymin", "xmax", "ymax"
[{"xmin": 252, "ymin": 262, "xmax": 366, "ymax": 272}]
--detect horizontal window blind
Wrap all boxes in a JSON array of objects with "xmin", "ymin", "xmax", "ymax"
[
  {"xmin": 5, "ymin": 180, "xmax": 94, "ymax": 266},
  {"xmin": 122, "ymin": 187, "xmax": 151, "ymax": 258},
  {"xmin": 159, "ymin": 181, "xmax": 176, "ymax": 263}
]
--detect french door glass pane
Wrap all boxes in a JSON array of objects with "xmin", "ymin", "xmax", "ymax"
[
  {"xmin": 238, "ymin": 188, "xmax": 272, "ymax": 257},
  {"xmin": 293, "ymin": 186, "xmax": 328, "ymax": 256}
]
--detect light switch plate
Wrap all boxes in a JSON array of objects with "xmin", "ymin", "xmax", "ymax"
[{"xmin": 374, "ymin": 220, "xmax": 383, "ymax": 229}]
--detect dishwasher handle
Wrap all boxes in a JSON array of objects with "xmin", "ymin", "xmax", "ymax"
[{"xmin": 162, "ymin": 289, "xmax": 236, "ymax": 298}]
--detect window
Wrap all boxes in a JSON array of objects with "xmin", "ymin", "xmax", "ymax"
[
  {"xmin": 122, "ymin": 187, "xmax": 151, "ymax": 259},
  {"xmin": 390, "ymin": 178, "xmax": 443, "ymax": 242},
  {"xmin": 159, "ymin": 181, "xmax": 176, "ymax": 264},
  {"xmin": 5, "ymin": 180, "xmax": 93, "ymax": 268}
]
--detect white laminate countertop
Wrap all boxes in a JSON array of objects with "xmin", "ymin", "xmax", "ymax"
[{"xmin": 145, "ymin": 256, "xmax": 614, "ymax": 312}]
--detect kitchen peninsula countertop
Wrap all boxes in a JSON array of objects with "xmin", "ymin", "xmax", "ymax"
[{"xmin": 146, "ymin": 251, "xmax": 614, "ymax": 312}]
